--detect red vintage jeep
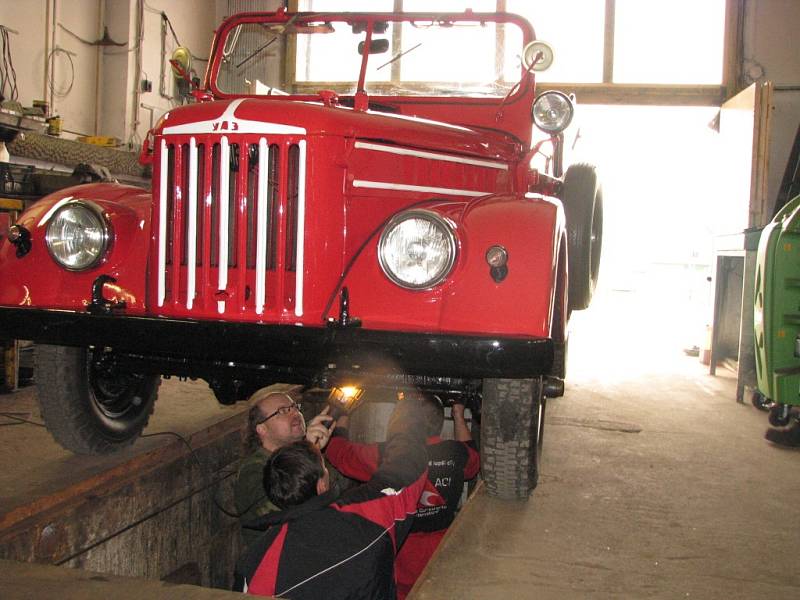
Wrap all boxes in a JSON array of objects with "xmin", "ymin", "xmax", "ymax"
[{"xmin": 0, "ymin": 9, "xmax": 601, "ymax": 499}]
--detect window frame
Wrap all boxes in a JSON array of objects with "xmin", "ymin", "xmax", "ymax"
[
  {"xmin": 288, "ymin": 0, "xmax": 742, "ymax": 106},
  {"xmin": 532, "ymin": 0, "xmax": 742, "ymax": 106}
]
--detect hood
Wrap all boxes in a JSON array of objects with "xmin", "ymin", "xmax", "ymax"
[{"xmin": 156, "ymin": 98, "xmax": 519, "ymax": 161}]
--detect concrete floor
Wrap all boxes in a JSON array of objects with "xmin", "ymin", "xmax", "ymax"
[
  {"xmin": 413, "ymin": 288, "xmax": 800, "ymax": 599},
  {"xmin": 2, "ymin": 287, "xmax": 800, "ymax": 598}
]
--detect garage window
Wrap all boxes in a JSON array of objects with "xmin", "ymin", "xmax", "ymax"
[
  {"xmin": 507, "ymin": 0, "xmax": 727, "ymax": 86},
  {"xmin": 296, "ymin": 0, "xmax": 732, "ymax": 105}
]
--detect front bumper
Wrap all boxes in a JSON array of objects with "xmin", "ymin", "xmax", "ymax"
[{"xmin": 0, "ymin": 307, "xmax": 553, "ymax": 383}]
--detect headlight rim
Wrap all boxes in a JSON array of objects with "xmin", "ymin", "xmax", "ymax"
[
  {"xmin": 45, "ymin": 199, "xmax": 113, "ymax": 272},
  {"xmin": 378, "ymin": 209, "xmax": 458, "ymax": 291},
  {"xmin": 532, "ymin": 90, "xmax": 575, "ymax": 134}
]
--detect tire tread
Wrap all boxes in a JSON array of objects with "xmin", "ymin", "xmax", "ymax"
[
  {"xmin": 35, "ymin": 345, "xmax": 158, "ymax": 455},
  {"xmin": 480, "ymin": 378, "xmax": 542, "ymax": 500}
]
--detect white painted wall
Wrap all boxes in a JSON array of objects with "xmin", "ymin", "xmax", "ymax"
[
  {"xmin": 0, "ymin": 0, "xmax": 215, "ymax": 147},
  {"xmin": 742, "ymin": 0, "xmax": 800, "ymax": 212},
  {"xmin": 130, "ymin": 0, "xmax": 217, "ymax": 145},
  {"xmin": 100, "ymin": 0, "xmax": 135, "ymax": 145},
  {"xmin": 0, "ymin": 1, "xmax": 49, "ymax": 114}
]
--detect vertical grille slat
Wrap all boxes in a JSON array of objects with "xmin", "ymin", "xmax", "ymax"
[
  {"xmin": 157, "ymin": 139, "xmax": 168, "ymax": 307},
  {"xmin": 218, "ymin": 137, "xmax": 231, "ymax": 314},
  {"xmin": 186, "ymin": 138, "xmax": 198, "ymax": 309},
  {"xmin": 295, "ymin": 140, "xmax": 307, "ymax": 317},
  {"xmin": 255, "ymin": 139, "xmax": 269, "ymax": 315},
  {"xmin": 155, "ymin": 134, "xmax": 304, "ymax": 319}
]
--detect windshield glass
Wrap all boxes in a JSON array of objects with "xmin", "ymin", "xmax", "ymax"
[{"xmin": 214, "ymin": 14, "xmax": 527, "ymax": 98}]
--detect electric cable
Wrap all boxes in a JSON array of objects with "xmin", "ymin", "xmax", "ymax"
[
  {"xmin": 1, "ymin": 25, "xmax": 19, "ymax": 102},
  {"xmin": 139, "ymin": 429, "xmax": 245, "ymax": 518},
  {"xmin": 0, "ymin": 412, "xmax": 45, "ymax": 427},
  {"xmin": 47, "ymin": 47, "xmax": 75, "ymax": 97},
  {"xmin": 143, "ymin": 3, "xmax": 208, "ymax": 62},
  {"xmin": 46, "ymin": 425, "xmax": 247, "ymax": 565},
  {"xmin": 0, "ymin": 28, "xmax": 6, "ymax": 99}
]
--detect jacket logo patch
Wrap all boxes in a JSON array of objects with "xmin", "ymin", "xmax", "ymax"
[{"xmin": 420, "ymin": 490, "xmax": 445, "ymax": 507}]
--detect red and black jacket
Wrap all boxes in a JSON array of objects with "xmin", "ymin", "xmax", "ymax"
[
  {"xmin": 236, "ymin": 431, "xmax": 428, "ymax": 599},
  {"xmin": 326, "ymin": 428, "xmax": 480, "ymax": 533}
]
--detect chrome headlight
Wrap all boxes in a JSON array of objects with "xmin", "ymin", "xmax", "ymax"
[
  {"xmin": 532, "ymin": 91, "xmax": 574, "ymax": 133},
  {"xmin": 45, "ymin": 201, "xmax": 112, "ymax": 271},
  {"xmin": 378, "ymin": 210, "xmax": 457, "ymax": 290}
]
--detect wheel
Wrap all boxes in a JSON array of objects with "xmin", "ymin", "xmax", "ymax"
[
  {"xmin": 480, "ymin": 378, "xmax": 544, "ymax": 500},
  {"xmin": 768, "ymin": 403, "xmax": 792, "ymax": 428},
  {"xmin": 751, "ymin": 390, "xmax": 772, "ymax": 412},
  {"xmin": 550, "ymin": 240, "xmax": 568, "ymax": 379},
  {"xmin": 562, "ymin": 163, "xmax": 603, "ymax": 312},
  {"xmin": 35, "ymin": 344, "xmax": 159, "ymax": 454}
]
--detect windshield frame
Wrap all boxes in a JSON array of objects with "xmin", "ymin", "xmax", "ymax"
[{"xmin": 205, "ymin": 10, "xmax": 537, "ymax": 103}]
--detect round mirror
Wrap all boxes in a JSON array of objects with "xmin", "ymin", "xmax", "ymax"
[{"xmin": 522, "ymin": 40, "xmax": 554, "ymax": 72}]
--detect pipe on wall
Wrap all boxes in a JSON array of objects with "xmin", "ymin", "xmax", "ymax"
[
  {"xmin": 129, "ymin": 0, "xmax": 144, "ymax": 146},
  {"xmin": 94, "ymin": 0, "xmax": 104, "ymax": 136},
  {"xmin": 43, "ymin": 0, "xmax": 51, "ymax": 105}
]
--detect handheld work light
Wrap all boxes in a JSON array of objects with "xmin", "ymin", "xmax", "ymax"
[{"xmin": 326, "ymin": 385, "xmax": 366, "ymax": 420}]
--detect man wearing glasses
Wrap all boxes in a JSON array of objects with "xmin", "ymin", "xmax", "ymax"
[{"xmin": 234, "ymin": 388, "xmax": 334, "ymax": 549}]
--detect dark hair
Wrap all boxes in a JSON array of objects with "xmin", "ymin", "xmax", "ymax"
[
  {"xmin": 390, "ymin": 390, "xmax": 444, "ymax": 438},
  {"xmin": 419, "ymin": 392, "xmax": 445, "ymax": 437},
  {"xmin": 244, "ymin": 390, "xmax": 298, "ymax": 452},
  {"xmin": 264, "ymin": 440, "xmax": 325, "ymax": 509},
  {"xmin": 245, "ymin": 402, "xmax": 267, "ymax": 452}
]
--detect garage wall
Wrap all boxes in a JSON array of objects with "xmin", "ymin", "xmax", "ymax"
[
  {"xmin": 743, "ymin": 0, "xmax": 800, "ymax": 212},
  {"xmin": 0, "ymin": 3, "xmax": 50, "ymax": 107},
  {"xmin": 0, "ymin": 0, "xmax": 102, "ymax": 138},
  {"xmin": 112, "ymin": 0, "xmax": 217, "ymax": 146},
  {"xmin": 0, "ymin": 0, "xmax": 215, "ymax": 147}
]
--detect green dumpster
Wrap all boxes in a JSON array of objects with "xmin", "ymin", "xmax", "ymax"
[{"xmin": 754, "ymin": 194, "xmax": 800, "ymax": 425}]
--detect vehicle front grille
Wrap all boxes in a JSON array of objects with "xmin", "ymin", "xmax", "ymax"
[{"xmin": 154, "ymin": 134, "xmax": 306, "ymax": 318}]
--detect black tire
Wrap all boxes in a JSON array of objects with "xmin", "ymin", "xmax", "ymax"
[
  {"xmin": 35, "ymin": 344, "xmax": 159, "ymax": 454},
  {"xmin": 480, "ymin": 378, "xmax": 544, "ymax": 500},
  {"xmin": 550, "ymin": 240, "xmax": 568, "ymax": 379},
  {"xmin": 751, "ymin": 391, "xmax": 772, "ymax": 412},
  {"xmin": 562, "ymin": 163, "xmax": 603, "ymax": 311},
  {"xmin": 768, "ymin": 403, "xmax": 792, "ymax": 428}
]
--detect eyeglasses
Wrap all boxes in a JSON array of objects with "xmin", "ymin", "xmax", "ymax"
[{"xmin": 257, "ymin": 402, "xmax": 301, "ymax": 424}]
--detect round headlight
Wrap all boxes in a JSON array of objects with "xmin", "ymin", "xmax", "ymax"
[
  {"xmin": 378, "ymin": 210, "xmax": 457, "ymax": 290},
  {"xmin": 46, "ymin": 201, "xmax": 111, "ymax": 271},
  {"xmin": 532, "ymin": 91, "xmax": 574, "ymax": 133}
]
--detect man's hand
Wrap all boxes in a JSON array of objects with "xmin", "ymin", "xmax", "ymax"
[
  {"xmin": 451, "ymin": 402, "xmax": 465, "ymax": 419},
  {"xmin": 451, "ymin": 401, "xmax": 472, "ymax": 442},
  {"xmin": 306, "ymin": 406, "xmax": 335, "ymax": 449}
]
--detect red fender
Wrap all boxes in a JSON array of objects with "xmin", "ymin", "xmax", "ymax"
[
  {"xmin": 336, "ymin": 193, "xmax": 564, "ymax": 339},
  {"xmin": 0, "ymin": 183, "xmax": 152, "ymax": 312}
]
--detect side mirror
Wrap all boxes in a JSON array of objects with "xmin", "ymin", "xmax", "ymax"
[{"xmin": 358, "ymin": 38, "xmax": 389, "ymax": 55}]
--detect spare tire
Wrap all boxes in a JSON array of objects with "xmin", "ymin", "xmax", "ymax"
[{"xmin": 562, "ymin": 163, "xmax": 603, "ymax": 311}]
